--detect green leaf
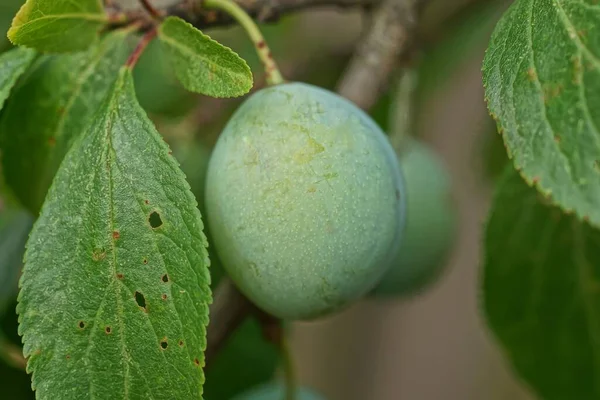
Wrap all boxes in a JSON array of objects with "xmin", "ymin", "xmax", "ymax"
[
  {"xmin": 0, "ymin": 30, "xmax": 132, "ymax": 215},
  {"xmin": 0, "ymin": 46, "xmax": 35, "ymax": 111},
  {"xmin": 0, "ymin": 208, "xmax": 33, "ymax": 314},
  {"xmin": 204, "ymin": 318, "xmax": 278, "ymax": 399},
  {"xmin": 483, "ymin": 0, "xmax": 600, "ymax": 227},
  {"xmin": 158, "ymin": 16, "xmax": 253, "ymax": 98},
  {"xmin": 7, "ymin": 0, "xmax": 107, "ymax": 53},
  {"xmin": 484, "ymin": 167, "xmax": 600, "ymax": 400},
  {"xmin": 18, "ymin": 67, "xmax": 211, "ymax": 399}
]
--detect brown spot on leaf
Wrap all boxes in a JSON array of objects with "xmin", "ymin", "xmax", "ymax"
[
  {"xmin": 105, "ymin": 326, "xmax": 112, "ymax": 334},
  {"xmin": 116, "ymin": 273, "xmax": 124, "ymax": 280},
  {"xmin": 48, "ymin": 137, "xmax": 56, "ymax": 146},
  {"xmin": 161, "ymin": 274, "xmax": 169, "ymax": 283},
  {"xmin": 161, "ymin": 294, "xmax": 167, "ymax": 300},
  {"xmin": 178, "ymin": 340, "xmax": 184, "ymax": 347},
  {"xmin": 194, "ymin": 358, "xmax": 200, "ymax": 366},
  {"xmin": 112, "ymin": 231, "xmax": 120, "ymax": 239},
  {"xmin": 78, "ymin": 321, "xmax": 85, "ymax": 330},
  {"xmin": 66, "ymin": 355, "xmax": 71, "ymax": 360}
]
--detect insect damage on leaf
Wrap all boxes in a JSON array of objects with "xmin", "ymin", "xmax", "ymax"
[
  {"xmin": 18, "ymin": 67, "xmax": 211, "ymax": 400},
  {"xmin": 483, "ymin": 0, "xmax": 600, "ymax": 227}
]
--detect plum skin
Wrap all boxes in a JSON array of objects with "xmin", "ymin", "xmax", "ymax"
[
  {"xmin": 232, "ymin": 382, "xmax": 326, "ymax": 400},
  {"xmin": 372, "ymin": 139, "xmax": 457, "ymax": 297},
  {"xmin": 205, "ymin": 82, "xmax": 406, "ymax": 320}
]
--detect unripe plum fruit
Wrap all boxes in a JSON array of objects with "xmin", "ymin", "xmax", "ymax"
[
  {"xmin": 371, "ymin": 139, "xmax": 457, "ymax": 297},
  {"xmin": 205, "ymin": 82, "xmax": 405, "ymax": 320},
  {"xmin": 232, "ymin": 382, "xmax": 326, "ymax": 400}
]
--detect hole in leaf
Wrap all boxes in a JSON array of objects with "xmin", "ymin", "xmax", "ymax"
[
  {"xmin": 161, "ymin": 274, "xmax": 169, "ymax": 283},
  {"xmin": 143, "ymin": 258, "xmax": 148, "ymax": 265},
  {"xmin": 78, "ymin": 321, "xmax": 85, "ymax": 329},
  {"xmin": 149, "ymin": 211, "xmax": 163, "ymax": 229},
  {"xmin": 161, "ymin": 294, "xmax": 167, "ymax": 300},
  {"xmin": 160, "ymin": 338, "xmax": 168, "ymax": 350},
  {"xmin": 135, "ymin": 291, "xmax": 147, "ymax": 310},
  {"xmin": 105, "ymin": 326, "xmax": 112, "ymax": 334}
]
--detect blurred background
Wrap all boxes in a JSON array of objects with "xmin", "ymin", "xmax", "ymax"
[{"xmin": 0, "ymin": 0, "xmax": 537, "ymax": 398}]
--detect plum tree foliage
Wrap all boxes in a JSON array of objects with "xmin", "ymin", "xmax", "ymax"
[{"xmin": 0, "ymin": 0, "xmax": 597, "ymax": 399}]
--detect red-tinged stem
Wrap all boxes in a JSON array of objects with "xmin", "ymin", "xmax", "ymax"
[
  {"xmin": 139, "ymin": 0, "xmax": 163, "ymax": 20},
  {"xmin": 125, "ymin": 27, "xmax": 158, "ymax": 70}
]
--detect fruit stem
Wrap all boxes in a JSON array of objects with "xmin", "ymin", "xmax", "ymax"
[
  {"xmin": 281, "ymin": 336, "xmax": 297, "ymax": 400},
  {"xmin": 202, "ymin": 0, "xmax": 285, "ymax": 86},
  {"xmin": 389, "ymin": 68, "xmax": 418, "ymax": 153}
]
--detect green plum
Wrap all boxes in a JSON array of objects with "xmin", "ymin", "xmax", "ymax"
[
  {"xmin": 232, "ymin": 382, "xmax": 326, "ymax": 400},
  {"xmin": 372, "ymin": 139, "xmax": 457, "ymax": 297},
  {"xmin": 205, "ymin": 82, "xmax": 406, "ymax": 320}
]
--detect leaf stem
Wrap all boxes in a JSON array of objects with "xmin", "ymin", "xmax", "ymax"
[
  {"xmin": 202, "ymin": 0, "xmax": 285, "ymax": 86},
  {"xmin": 139, "ymin": 0, "xmax": 163, "ymax": 20},
  {"xmin": 125, "ymin": 27, "xmax": 158, "ymax": 70}
]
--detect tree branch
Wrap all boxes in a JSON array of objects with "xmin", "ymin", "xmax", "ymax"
[
  {"xmin": 336, "ymin": 0, "xmax": 427, "ymax": 110},
  {"xmin": 115, "ymin": 0, "xmax": 381, "ymax": 31}
]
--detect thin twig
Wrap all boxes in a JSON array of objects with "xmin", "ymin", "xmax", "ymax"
[
  {"xmin": 139, "ymin": 0, "xmax": 164, "ymax": 20},
  {"xmin": 111, "ymin": 0, "xmax": 381, "ymax": 31}
]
